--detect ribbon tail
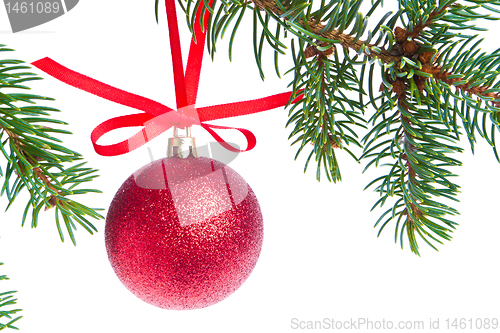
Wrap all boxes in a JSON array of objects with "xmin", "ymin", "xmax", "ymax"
[
  {"xmin": 197, "ymin": 91, "xmax": 303, "ymax": 122},
  {"xmin": 196, "ymin": 91, "xmax": 303, "ymax": 152},
  {"xmin": 31, "ymin": 57, "xmax": 173, "ymax": 116}
]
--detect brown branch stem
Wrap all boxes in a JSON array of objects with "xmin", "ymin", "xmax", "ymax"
[
  {"xmin": 0, "ymin": 124, "xmax": 61, "ymax": 209},
  {"xmin": 251, "ymin": 0, "xmax": 400, "ymax": 65},
  {"xmin": 397, "ymin": 94, "xmax": 421, "ymax": 227},
  {"xmin": 430, "ymin": 66, "xmax": 500, "ymax": 107}
]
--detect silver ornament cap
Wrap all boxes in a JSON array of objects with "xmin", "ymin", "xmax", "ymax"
[{"xmin": 167, "ymin": 127, "xmax": 198, "ymax": 158}]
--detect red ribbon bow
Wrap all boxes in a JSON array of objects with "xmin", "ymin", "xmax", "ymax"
[{"xmin": 31, "ymin": 0, "xmax": 300, "ymax": 156}]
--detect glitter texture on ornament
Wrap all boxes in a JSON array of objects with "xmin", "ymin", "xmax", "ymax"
[{"xmin": 105, "ymin": 156, "xmax": 263, "ymax": 310}]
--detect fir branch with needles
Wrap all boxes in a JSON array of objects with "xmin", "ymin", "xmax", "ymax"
[
  {"xmin": 0, "ymin": 44, "xmax": 104, "ymax": 328},
  {"xmin": 0, "ymin": 263, "xmax": 21, "ymax": 331},
  {"xmin": 158, "ymin": 0, "xmax": 500, "ymax": 255},
  {"xmin": 0, "ymin": 44, "xmax": 103, "ymax": 245}
]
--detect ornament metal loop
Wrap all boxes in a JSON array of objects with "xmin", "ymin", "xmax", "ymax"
[{"xmin": 168, "ymin": 126, "xmax": 198, "ymax": 158}]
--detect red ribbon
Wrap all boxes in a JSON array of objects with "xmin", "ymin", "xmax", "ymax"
[{"xmin": 31, "ymin": 0, "xmax": 300, "ymax": 156}]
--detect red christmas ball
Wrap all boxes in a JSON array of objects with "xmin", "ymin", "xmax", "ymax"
[{"xmin": 105, "ymin": 156, "xmax": 263, "ymax": 310}]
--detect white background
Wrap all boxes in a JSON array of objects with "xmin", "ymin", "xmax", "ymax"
[{"xmin": 0, "ymin": 1, "xmax": 499, "ymax": 332}]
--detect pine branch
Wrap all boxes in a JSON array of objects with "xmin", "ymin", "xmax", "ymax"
[
  {"xmin": 0, "ymin": 263, "xmax": 22, "ymax": 331},
  {"xmin": 169, "ymin": 0, "xmax": 500, "ymax": 254},
  {"xmin": 362, "ymin": 1, "xmax": 500, "ymax": 253},
  {"xmin": 286, "ymin": 38, "xmax": 366, "ymax": 182},
  {"xmin": 364, "ymin": 81, "xmax": 463, "ymax": 255},
  {"xmin": 0, "ymin": 44, "xmax": 103, "ymax": 245},
  {"xmin": 250, "ymin": 0, "xmax": 402, "ymax": 63}
]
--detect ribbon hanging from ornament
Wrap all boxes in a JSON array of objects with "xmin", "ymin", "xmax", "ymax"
[{"xmin": 32, "ymin": 0, "xmax": 301, "ymax": 156}]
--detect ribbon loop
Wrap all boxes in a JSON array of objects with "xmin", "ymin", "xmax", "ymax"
[
  {"xmin": 202, "ymin": 124, "xmax": 256, "ymax": 152},
  {"xmin": 31, "ymin": 0, "xmax": 302, "ymax": 157}
]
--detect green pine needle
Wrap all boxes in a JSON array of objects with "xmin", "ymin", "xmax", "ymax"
[
  {"xmin": 0, "ymin": 45, "xmax": 103, "ymax": 246},
  {"xmin": 0, "ymin": 263, "xmax": 22, "ymax": 331},
  {"xmin": 164, "ymin": 0, "xmax": 500, "ymax": 254}
]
